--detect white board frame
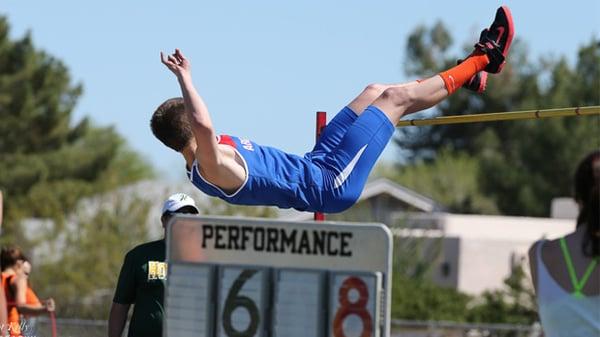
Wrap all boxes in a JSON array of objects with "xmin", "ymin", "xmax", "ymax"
[{"xmin": 165, "ymin": 215, "xmax": 393, "ymax": 337}]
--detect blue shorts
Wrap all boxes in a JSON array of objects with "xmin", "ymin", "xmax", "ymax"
[{"xmin": 305, "ymin": 105, "xmax": 395, "ymax": 212}]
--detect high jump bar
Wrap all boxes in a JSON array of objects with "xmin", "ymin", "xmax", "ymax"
[{"xmin": 396, "ymin": 106, "xmax": 600, "ymax": 127}]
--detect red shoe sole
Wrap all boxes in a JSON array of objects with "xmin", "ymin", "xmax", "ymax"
[
  {"xmin": 477, "ymin": 71, "xmax": 488, "ymax": 93},
  {"xmin": 495, "ymin": 5, "xmax": 515, "ymax": 73}
]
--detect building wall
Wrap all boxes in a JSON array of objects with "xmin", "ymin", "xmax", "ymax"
[
  {"xmin": 430, "ymin": 237, "xmax": 460, "ymax": 289},
  {"xmin": 455, "ymin": 238, "xmax": 532, "ymax": 294},
  {"xmin": 441, "ymin": 214, "xmax": 574, "ymax": 294},
  {"xmin": 440, "ymin": 213, "xmax": 574, "ymax": 242},
  {"xmin": 391, "ymin": 213, "xmax": 575, "ymax": 294}
]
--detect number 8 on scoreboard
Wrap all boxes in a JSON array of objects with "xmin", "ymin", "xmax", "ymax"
[{"xmin": 330, "ymin": 272, "xmax": 381, "ymax": 337}]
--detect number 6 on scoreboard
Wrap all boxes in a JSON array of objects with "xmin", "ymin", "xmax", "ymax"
[
  {"xmin": 217, "ymin": 267, "xmax": 269, "ymax": 337},
  {"xmin": 329, "ymin": 272, "xmax": 382, "ymax": 337}
]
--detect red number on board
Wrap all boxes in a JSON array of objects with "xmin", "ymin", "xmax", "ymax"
[{"xmin": 332, "ymin": 276, "xmax": 372, "ymax": 337}]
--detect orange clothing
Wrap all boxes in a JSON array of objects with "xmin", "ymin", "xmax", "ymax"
[
  {"xmin": 1, "ymin": 273, "xmax": 21, "ymax": 337},
  {"xmin": 25, "ymin": 287, "xmax": 41, "ymax": 307},
  {"xmin": 2, "ymin": 273, "xmax": 45, "ymax": 336},
  {"xmin": 439, "ymin": 52, "xmax": 489, "ymax": 94}
]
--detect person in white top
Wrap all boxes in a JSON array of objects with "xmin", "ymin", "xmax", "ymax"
[{"xmin": 529, "ymin": 150, "xmax": 600, "ymax": 337}]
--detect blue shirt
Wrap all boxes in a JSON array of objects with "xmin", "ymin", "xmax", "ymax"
[
  {"xmin": 186, "ymin": 135, "xmax": 324, "ymax": 212},
  {"xmin": 186, "ymin": 106, "xmax": 395, "ymax": 213}
]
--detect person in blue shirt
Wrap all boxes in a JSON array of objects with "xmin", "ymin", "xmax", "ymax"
[{"xmin": 150, "ymin": 6, "xmax": 514, "ymax": 213}]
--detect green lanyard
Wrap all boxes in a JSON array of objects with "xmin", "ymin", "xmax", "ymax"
[{"xmin": 559, "ymin": 237, "xmax": 599, "ymax": 298}]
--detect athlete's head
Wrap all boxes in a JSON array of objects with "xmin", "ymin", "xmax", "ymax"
[
  {"xmin": 150, "ymin": 97, "xmax": 193, "ymax": 152},
  {"xmin": 574, "ymin": 150, "xmax": 600, "ymax": 257}
]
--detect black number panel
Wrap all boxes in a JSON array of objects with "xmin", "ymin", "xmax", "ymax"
[{"xmin": 217, "ymin": 267, "xmax": 269, "ymax": 337}]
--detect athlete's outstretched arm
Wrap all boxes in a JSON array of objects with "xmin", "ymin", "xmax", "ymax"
[{"xmin": 161, "ymin": 49, "xmax": 221, "ymax": 174}]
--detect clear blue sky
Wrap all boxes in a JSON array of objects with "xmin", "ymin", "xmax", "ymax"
[{"xmin": 2, "ymin": 1, "xmax": 598, "ymax": 180}]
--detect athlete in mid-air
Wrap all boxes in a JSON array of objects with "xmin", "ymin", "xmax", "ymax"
[{"xmin": 151, "ymin": 6, "xmax": 514, "ymax": 213}]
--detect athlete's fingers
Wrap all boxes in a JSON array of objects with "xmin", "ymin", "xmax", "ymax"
[
  {"xmin": 171, "ymin": 52, "xmax": 183, "ymax": 64},
  {"xmin": 175, "ymin": 48, "xmax": 186, "ymax": 61},
  {"xmin": 160, "ymin": 51, "xmax": 173, "ymax": 66},
  {"xmin": 167, "ymin": 55, "xmax": 179, "ymax": 65},
  {"xmin": 173, "ymin": 52, "xmax": 183, "ymax": 63}
]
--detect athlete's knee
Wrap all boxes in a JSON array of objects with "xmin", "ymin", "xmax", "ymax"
[
  {"xmin": 364, "ymin": 83, "xmax": 387, "ymax": 96},
  {"xmin": 379, "ymin": 86, "xmax": 415, "ymax": 108}
]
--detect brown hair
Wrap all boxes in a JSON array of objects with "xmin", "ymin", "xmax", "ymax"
[
  {"xmin": 150, "ymin": 97, "xmax": 193, "ymax": 152},
  {"xmin": 1, "ymin": 245, "xmax": 27, "ymax": 271},
  {"xmin": 574, "ymin": 150, "xmax": 600, "ymax": 257}
]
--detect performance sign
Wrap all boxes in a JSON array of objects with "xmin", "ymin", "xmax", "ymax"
[{"xmin": 164, "ymin": 215, "xmax": 393, "ymax": 337}]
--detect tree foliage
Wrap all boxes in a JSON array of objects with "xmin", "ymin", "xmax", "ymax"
[
  {"xmin": 396, "ymin": 23, "xmax": 600, "ymax": 216},
  {"xmin": 467, "ymin": 264, "xmax": 538, "ymax": 325},
  {"xmin": 31, "ymin": 195, "xmax": 151, "ymax": 318},
  {"xmin": 392, "ymin": 273, "xmax": 471, "ymax": 321},
  {"xmin": 0, "ymin": 16, "xmax": 153, "ymax": 244},
  {"xmin": 0, "ymin": 15, "xmax": 155, "ymax": 319},
  {"xmin": 376, "ymin": 148, "xmax": 498, "ymax": 214},
  {"xmin": 200, "ymin": 197, "xmax": 278, "ymax": 218},
  {"xmin": 392, "ymin": 257, "xmax": 538, "ymax": 325}
]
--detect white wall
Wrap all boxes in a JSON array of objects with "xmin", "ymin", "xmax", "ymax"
[
  {"xmin": 440, "ymin": 213, "xmax": 575, "ymax": 241},
  {"xmin": 392, "ymin": 213, "xmax": 575, "ymax": 294},
  {"xmin": 440, "ymin": 214, "xmax": 574, "ymax": 294}
]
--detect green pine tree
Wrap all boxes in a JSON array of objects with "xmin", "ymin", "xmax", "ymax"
[
  {"xmin": 0, "ymin": 16, "xmax": 153, "ymax": 245},
  {"xmin": 32, "ymin": 194, "xmax": 152, "ymax": 318},
  {"xmin": 395, "ymin": 23, "xmax": 599, "ymax": 216}
]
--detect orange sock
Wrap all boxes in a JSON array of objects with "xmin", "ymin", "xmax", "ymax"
[{"xmin": 439, "ymin": 52, "xmax": 490, "ymax": 94}]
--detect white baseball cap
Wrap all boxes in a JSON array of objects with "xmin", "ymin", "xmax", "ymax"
[{"xmin": 161, "ymin": 193, "xmax": 199, "ymax": 215}]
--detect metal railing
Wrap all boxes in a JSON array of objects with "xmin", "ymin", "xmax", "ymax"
[
  {"xmin": 28, "ymin": 317, "xmax": 541, "ymax": 337},
  {"xmin": 30, "ymin": 317, "xmax": 108, "ymax": 337},
  {"xmin": 391, "ymin": 319, "xmax": 543, "ymax": 337}
]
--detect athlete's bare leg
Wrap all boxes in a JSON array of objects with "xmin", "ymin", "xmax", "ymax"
[
  {"xmin": 346, "ymin": 81, "xmax": 418, "ymax": 116},
  {"xmin": 354, "ymin": 52, "xmax": 489, "ymax": 125},
  {"xmin": 346, "ymin": 75, "xmax": 449, "ymax": 121},
  {"xmin": 372, "ymin": 75, "xmax": 449, "ymax": 124},
  {"xmin": 365, "ymin": 3, "xmax": 516, "ymax": 125}
]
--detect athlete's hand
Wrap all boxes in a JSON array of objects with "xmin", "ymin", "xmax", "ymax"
[
  {"xmin": 160, "ymin": 48, "xmax": 191, "ymax": 78},
  {"xmin": 45, "ymin": 298, "xmax": 56, "ymax": 312}
]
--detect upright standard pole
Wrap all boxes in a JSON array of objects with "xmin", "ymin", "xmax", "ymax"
[{"xmin": 314, "ymin": 111, "xmax": 327, "ymax": 221}]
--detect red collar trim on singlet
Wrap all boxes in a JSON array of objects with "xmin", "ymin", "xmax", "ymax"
[
  {"xmin": 190, "ymin": 134, "xmax": 249, "ymax": 198},
  {"xmin": 186, "ymin": 135, "xmax": 237, "ymax": 173},
  {"xmin": 217, "ymin": 135, "xmax": 236, "ymax": 148}
]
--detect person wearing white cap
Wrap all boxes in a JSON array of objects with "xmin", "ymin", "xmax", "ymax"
[{"xmin": 108, "ymin": 193, "xmax": 199, "ymax": 337}]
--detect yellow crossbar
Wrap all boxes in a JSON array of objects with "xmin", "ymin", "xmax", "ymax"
[{"xmin": 396, "ymin": 106, "xmax": 600, "ymax": 127}]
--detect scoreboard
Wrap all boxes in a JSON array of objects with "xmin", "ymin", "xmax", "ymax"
[{"xmin": 164, "ymin": 215, "xmax": 393, "ymax": 337}]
